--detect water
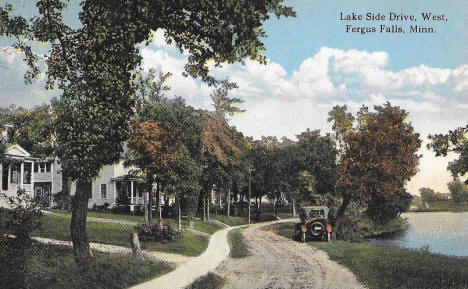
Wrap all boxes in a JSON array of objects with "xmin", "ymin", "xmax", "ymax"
[{"xmin": 369, "ymin": 212, "xmax": 468, "ymax": 257}]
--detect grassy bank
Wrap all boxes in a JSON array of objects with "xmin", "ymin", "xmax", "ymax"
[
  {"xmin": 271, "ymin": 223, "xmax": 468, "ymax": 289},
  {"xmin": 228, "ymin": 228, "xmax": 249, "ymax": 258},
  {"xmin": 410, "ymin": 200, "xmax": 468, "ymax": 212},
  {"xmin": 358, "ymin": 216, "xmax": 407, "ymax": 238},
  {"xmin": 0, "ymin": 239, "xmax": 172, "ymax": 289},
  {"xmin": 31, "ymin": 214, "xmax": 208, "ymax": 256}
]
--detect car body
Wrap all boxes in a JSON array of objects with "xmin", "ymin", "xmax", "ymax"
[{"xmin": 294, "ymin": 206, "xmax": 332, "ymax": 242}]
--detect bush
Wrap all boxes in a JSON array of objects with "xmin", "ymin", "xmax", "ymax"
[
  {"xmin": 367, "ymin": 190, "xmax": 413, "ymax": 224},
  {"xmin": 1, "ymin": 189, "xmax": 44, "ymax": 241},
  {"xmin": 185, "ymin": 273, "xmax": 225, "ymax": 289},
  {"xmin": 134, "ymin": 223, "xmax": 181, "ymax": 243}
]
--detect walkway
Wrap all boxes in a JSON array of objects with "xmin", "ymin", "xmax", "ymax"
[{"xmin": 130, "ymin": 219, "xmax": 298, "ymax": 289}]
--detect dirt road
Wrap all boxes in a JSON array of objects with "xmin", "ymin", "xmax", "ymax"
[{"xmin": 216, "ymin": 225, "xmax": 366, "ymax": 289}]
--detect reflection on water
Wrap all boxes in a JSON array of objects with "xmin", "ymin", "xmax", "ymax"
[{"xmin": 369, "ymin": 212, "xmax": 468, "ymax": 257}]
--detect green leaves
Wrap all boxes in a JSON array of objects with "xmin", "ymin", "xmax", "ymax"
[{"xmin": 428, "ymin": 125, "xmax": 468, "ymax": 180}]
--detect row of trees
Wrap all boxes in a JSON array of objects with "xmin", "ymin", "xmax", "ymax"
[{"xmin": 1, "ymin": 0, "xmax": 296, "ymax": 264}]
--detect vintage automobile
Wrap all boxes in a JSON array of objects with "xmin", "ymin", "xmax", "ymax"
[{"xmin": 294, "ymin": 206, "xmax": 332, "ymax": 242}]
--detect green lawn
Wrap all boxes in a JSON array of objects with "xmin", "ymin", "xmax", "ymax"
[
  {"xmin": 228, "ymin": 228, "xmax": 249, "ymax": 258},
  {"xmin": 50, "ymin": 209, "xmax": 146, "ymax": 223},
  {"xmin": 142, "ymin": 231, "xmax": 208, "ymax": 257},
  {"xmin": 410, "ymin": 200, "xmax": 468, "ymax": 212},
  {"xmin": 271, "ymin": 223, "xmax": 468, "ymax": 289},
  {"xmin": 0, "ymin": 238, "xmax": 172, "ymax": 289},
  {"xmin": 48, "ymin": 210, "xmax": 222, "ymax": 235},
  {"xmin": 210, "ymin": 213, "xmax": 280, "ymax": 227},
  {"xmin": 32, "ymin": 214, "xmax": 209, "ymax": 256}
]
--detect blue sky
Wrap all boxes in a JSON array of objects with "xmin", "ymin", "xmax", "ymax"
[
  {"xmin": 0, "ymin": 0, "xmax": 467, "ymax": 194},
  {"xmin": 263, "ymin": 0, "xmax": 466, "ymax": 73}
]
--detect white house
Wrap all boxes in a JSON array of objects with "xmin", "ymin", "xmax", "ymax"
[
  {"xmin": 33, "ymin": 157, "xmax": 63, "ymax": 206},
  {"xmin": 72, "ymin": 160, "xmax": 146, "ymax": 211},
  {"xmin": 0, "ymin": 144, "xmax": 36, "ymax": 207}
]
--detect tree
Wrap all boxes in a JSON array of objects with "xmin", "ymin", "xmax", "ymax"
[
  {"xmin": 1, "ymin": 0, "xmax": 295, "ymax": 264},
  {"xmin": 447, "ymin": 178, "xmax": 468, "ymax": 203},
  {"xmin": 367, "ymin": 190, "xmax": 413, "ymax": 223},
  {"xmin": 419, "ymin": 187, "xmax": 449, "ymax": 202},
  {"xmin": 428, "ymin": 125, "xmax": 468, "ymax": 183},
  {"xmin": 164, "ymin": 145, "xmax": 202, "ymax": 229},
  {"xmin": 211, "ymin": 80, "xmax": 245, "ymax": 117},
  {"xmin": 329, "ymin": 103, "xmax": 421, "ymax": 239}
]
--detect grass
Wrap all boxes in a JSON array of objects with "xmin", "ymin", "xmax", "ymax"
[
  {"xmin": 141, "ymin": 231, "xmax": 209, "ymax": 257},
  {"xmin": 48, "ymin": 209, "xmax": 223, "ymax": 235},
  {"xmin": 191, "ymin": 221, "xmax": 222, "ymax": 235},
  {"xmin": 410, "ymin": 200, "xmax": 468, "ymax": 212},
  {"xmin": 270, "ymin": 223, "xmax": 468, "ymax": 289},
  {"xmin": 31, "ymin": 214, "xmax": 209, "ymax": 256},
  {"xmin": 210, "ymin": 213, "xmax": 281, "ymax": 227},
  {"xmin": 185, "ymin": 273, "xmax": 225, "ymax": 289},
  {"xmin": 358, "ymin": 215, "xmax": 406, "ymax": 237},
  {"xmin": 0, "ymin": 239, "xmax": 172, "ymax": 289},
  {"xmin": 228, "ymin": 228, "xmax": 249, "ymax": 258}
]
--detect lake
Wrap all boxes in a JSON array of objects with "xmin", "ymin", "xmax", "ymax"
[{"xmin": 370, "ymin": 212, "xmax": 468, "ymax": 257}]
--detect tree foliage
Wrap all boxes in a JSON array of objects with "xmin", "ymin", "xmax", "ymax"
[
  {"xmin": 329, "ymin": 103, "xmax": 421, "ymax": 238},
  {"xmin": 428, "ymin": 125, "xmax": 468, "ymax": 182},
  {"xmin": 1, "ymin": 0, "xmax": 295, "ymax": 263},
  {"xmin": 447, "ymin": 178, "xmax": 468, "ymax": 203}
]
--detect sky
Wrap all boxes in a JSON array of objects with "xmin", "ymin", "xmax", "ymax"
[{"xmin": 0, "ymin": 0, "xmax": 467, "ymax": 195}]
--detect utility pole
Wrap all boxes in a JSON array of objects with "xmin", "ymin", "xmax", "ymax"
[{"xmin": 248, "ymin": 166, "xmax": 251, "ymax": 224}]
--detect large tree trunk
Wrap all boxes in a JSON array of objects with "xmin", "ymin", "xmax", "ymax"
[
  {"xmin": 71, "ymin": 180, "xmax": 93, "ymax": 265},
  {"xmin": 331, "ymin": 194, "xmax": 351, "ymax": 240}
]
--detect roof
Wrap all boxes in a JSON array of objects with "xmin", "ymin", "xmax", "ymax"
[{"xmin": 2, "ymin": 144, "xmax": 37, "ymax": 161}]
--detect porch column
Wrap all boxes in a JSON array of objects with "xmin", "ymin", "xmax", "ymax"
[
  {"xmin": 31, "ymin": 161, "xmax": 34, "ymax": 189},
  {"xmin": 130, "ymin": 181, "xmax": 134, "ymax": 204},
  {"xmin": 113, "ymin": 181, "xmax": 117, "ymax": 207},
  {"xmin": 20, "ymin": 162, "xmax": 24, "ymax": 189}
]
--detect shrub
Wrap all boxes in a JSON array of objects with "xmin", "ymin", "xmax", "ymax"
[
  {"xmin": 1, "ymin": 189, "xmax": 44, "ymax": 241},
  {"xmin": 134, "ymin": 223, "xmax": 181, "ymax": 243},
  {"xmin": 185, "ymin": 273, "xmax": 225, "ymax": 289}
]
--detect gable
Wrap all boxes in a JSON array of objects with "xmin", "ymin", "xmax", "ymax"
[{"xmin": 4, "ymin": 144, "xmax": 31, "ymax": 158}]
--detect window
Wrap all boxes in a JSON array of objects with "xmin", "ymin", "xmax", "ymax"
[
  {"xmin": 10, "ymin": 163, "xmax": 19, "ymax": 184},
  {"xmin": 2, "ymin": 164, "xmax": 8, "ymax": 190},
  {"xmin": 23, "ymin": 163, "xmax": 32, "ymax": 184},
  {"xmin": 138, "ymin": 184, "xmax": 143, "ymax": 198},
  {"xmin": 100, "ymin": 184, "xmax": 107, "ymax": 199},
  {"xmin": 46, "ymin": 163, "xmax": 51, "ymax": 172},
  {"xmin": 34, "ymin": 163, "xmax": 38, "ymax": 173}
]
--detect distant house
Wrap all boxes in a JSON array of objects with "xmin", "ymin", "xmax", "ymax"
[
  {"xmin": 71, "ymin": 160, "xmax": 146, "ymax": 212},
  {"xmin": 0, "ymin": 144, "xmax": 36, "ymax": 207},
  {"xmin": 33, "ymin": 157, "xmax": 63, "ymax": 206}
]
